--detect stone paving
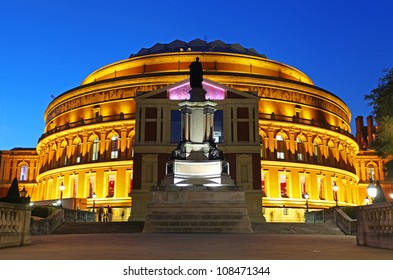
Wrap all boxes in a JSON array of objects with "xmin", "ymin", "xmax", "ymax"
[{"xmin": 0, "ymin": 233, "xmax": 392, "ymax": 260}]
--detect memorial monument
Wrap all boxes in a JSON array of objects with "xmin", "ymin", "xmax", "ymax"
[{"xmin": 142, "ymin": 57, "xmax": 253, "ymax": 233}]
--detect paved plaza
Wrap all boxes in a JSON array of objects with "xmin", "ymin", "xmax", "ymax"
[{"xmin": 0, "ymin": 233, "xmax": 392, "ymax": 260}]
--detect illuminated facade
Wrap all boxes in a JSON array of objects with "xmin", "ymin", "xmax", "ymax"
[
  {"xmin": 1, "ymin": 39, "xmax": 388, "ymax": 222},
  {"xmin": 0, "ymin": 148, "xmax": 39, "ymax": 198}
]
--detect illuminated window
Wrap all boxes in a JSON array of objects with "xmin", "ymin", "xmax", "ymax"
[
  {"xmin": 214, "ymin": 110, "xmax": 224, "ymax": 143},
  {"xmin": 318, "ymin": 177, "xmax": 325, "ymax": 199},
  {"xmin": 276, "ymin": 135, "xmax": 285, "ymax": 159},
  {"xmin": 76, "ymin": 142, "xmax": 82, "ymax": 163},
  {"xmin": 20, "ymin": 165, "xmax": 28, "ymax": 181},
  {"xmin": 72, "ymin": 177, "xmax": 78, "ymax": 198},
  {"xmin": 296, "ymin": 137, "xmax": 304, "ymax": 161},
  {"xmin": 129, "ymin": 173, "xmax": 133, "ymax": 195},
  {"xmin": 88, "ymin": 176, "xmax": 95, "ymax": 198},
  {"xmin": 300, "ymin": 175, "xmax": 307, "ymax": 196},
  {"xmin": 92, "ymin": 138, "xmax": 99, "ymax": 161},
  {"xmin": 314, "ymin": 142, "xmax": 319, "ymax": 156},
  {"xmin": 111, "ymin": 135, "xmax": 119, "ymax": 159},
  {"xmin": 108, "ymin": 175, "xmax": 115, "ymax": 197},
  {"xmin": 261, "ymin": 172, "xmax": 265, "ymax": 195},
  {"xmin": 367, "ymin": 166, "xmax": 375, "ymax": 181},
  {"xmin": 260, "ymin": 140, "xmax": 264, "ymax": 158},
  {"xmin": 280, "ymin": 174, "xmax": 288, "ymax": 197}
]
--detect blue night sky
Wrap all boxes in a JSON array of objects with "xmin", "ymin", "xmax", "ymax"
[{"xmin": 0, "ymin": 0, "xmax": 392, "ymax": 150}]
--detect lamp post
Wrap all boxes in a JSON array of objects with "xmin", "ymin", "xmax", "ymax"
[
  {"xmin": 332, "ymin": 184, "xmax": 339, "ymax": 207},
  {"xmin": 367, "ymin": 179, "xmax": 377, "ymax": 204},
  {"xmin": 20, "ymin": 187, "xmax": 27, "ymax": 205},
  {"xmin": 92, "ymin": 192, "xmax": 96, "ymax": 213},
  {"xmin": 304, "ymin": 193, "xmax": 309, "ymax": 212},
  {"xmin": 365, "ymin": 197, "xmax": 369, "ymax": 205},
  {"xmin": 59, "ymin": 181, "xmax": 65, "ymax": 208}
]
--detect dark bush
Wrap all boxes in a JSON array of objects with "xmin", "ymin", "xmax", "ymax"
[
  {"xmin": 341, "ymin": 206, "xmax": 357, "ymax": 219},
  {"xmin": 31, "ymin": 206, "xmax": 57, "ymax": 218}
]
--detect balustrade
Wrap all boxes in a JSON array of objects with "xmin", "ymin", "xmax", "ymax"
[
  {"xmin": 356, "ymin": 202, "xmax": 393, "ymax": 250},
  {"xmin": 0, "ymin": 202, "xmax": 31, "ymax": 248}
]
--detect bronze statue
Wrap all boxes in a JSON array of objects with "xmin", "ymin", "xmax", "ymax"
[{"xmin": 189, "ymin": 57, "xmax": 203, "ymax": 88}]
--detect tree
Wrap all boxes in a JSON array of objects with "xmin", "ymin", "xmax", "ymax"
[
  {"xmin": 364, "ymin": 68, "xmax": 393, "ymax": 157},
  {"xmin": 0, "ymin": 178, "xmax": 21, "ymax": 204}
]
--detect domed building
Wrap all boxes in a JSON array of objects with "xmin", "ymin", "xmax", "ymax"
[{"xmin": 2, "ymin": 39, "xmax": 379, "ymax": 222}]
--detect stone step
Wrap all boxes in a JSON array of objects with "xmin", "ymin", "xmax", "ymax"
[
  {"xmin": 251, "ymin": 222, "xmax": 344, "ymax": 235},
  {"xmin": 51, "ymin": 221, "xmax": 144, "ymax": 235},
  {"xmin": 48, "ymin": 221, "xmax": 343, "ymax": 235},
  {"xmin": 146, "ymin": 214, "xmax": 247, "ymax": 220}
]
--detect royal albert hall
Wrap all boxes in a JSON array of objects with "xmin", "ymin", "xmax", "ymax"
[{"xmin": 10, "ymin": 39, "xmax": 376, "ymax": 222}]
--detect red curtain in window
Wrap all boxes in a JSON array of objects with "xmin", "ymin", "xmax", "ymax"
[{"xmin": 108, "ymin": 179, "xmax": 115, "ymax": 197}]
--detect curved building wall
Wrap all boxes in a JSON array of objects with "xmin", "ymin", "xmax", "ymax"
[{"xmin": 34, "ymin": 46, "xmax": 360, "ymax": 222}]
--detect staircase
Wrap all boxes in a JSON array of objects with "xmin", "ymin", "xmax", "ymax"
[
  {"xmin": 50, "ymin": 221, "xmax": 343, "ymax": 235},
  {"xmin": 142, "ymin": 187, "xmax": 253, "ymax": 233},
  {"xmin": 252, "ymin": 222, "xmax": 344, "ymax": 235},
  {"xmin": 52, "ymin": 221, "xmax": 144, "ymax": 234},
  {"xmin": 143, "ymin": 203, "xmax": 253, "ymax": 233}
]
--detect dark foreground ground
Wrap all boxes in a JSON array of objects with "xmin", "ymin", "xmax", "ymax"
[{"xmin": 0, "ymin": 233, "xmax": 392, "ymax": 260}]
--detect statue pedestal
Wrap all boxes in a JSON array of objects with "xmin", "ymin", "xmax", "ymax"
[
  {"xmin": 143, "ymin": 186, "xmax": 253, "ymax": 233},
  {"xmin": 142, "ymin": 84, "xmax": 254, "ymax": 232}
]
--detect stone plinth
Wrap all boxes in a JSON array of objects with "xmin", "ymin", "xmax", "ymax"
[
  {"xmin": 143, "ymin": 186, "xmax": 253, "ymax": 233},
  {"xmin": 161, "ymin": 159, "xmax": 234, "ymax": 186}
]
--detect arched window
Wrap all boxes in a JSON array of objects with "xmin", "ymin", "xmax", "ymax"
[
  {"xmin": 313, "ymin": 142, "xmax": 319, "ymax": 157},
  {"xmin": 276, "ymin": 135, "xmax": 285, "ymax": 159},
  {"xmin": 20, "ymin": 164, "xmax": 28, "ymax": 181},
  {"xmin": 367, "ymin": 165, "xmax": 375, "ymax": 181},
  {"xmin": 76, "ymin": 142, "xmax": 82, "ymax": 163},
  {"xmin": 296, "ymin": 137, "xmax": 305, "ymax": 161},
  {"xmin": 110, "ymin": 135, "xmax": 119, "ymax": 159},
  {"xmin": 92, "ymin": 138, "xmax": 99, "ymax": 161}
]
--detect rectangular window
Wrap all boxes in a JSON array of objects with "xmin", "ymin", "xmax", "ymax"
[
  {"xmin": 237, "ymin": 122, "xmax": 249, "ymax": 141},
  {"xmin": 108, "ymin": 175, "xmax": 115, "ymax": 197},
  {"xmin": 73, "ymin": 177, "xmax": 78, "ymax": 198},
  {"xmin": 92, "ymin": 139, "xmax": 99, "ymax": 161},
  {"xmin": 318, "ymin": 177, "xmax": 324, "ymax": 199},
  {"xmin": 144, "ymin": 122, "xmax": 157, "ymax": 141},
  {"xmin": 171, "ymin": 110, "xmax": 181, "ymax": 143},
  {"xmin": 300, "ymin": 175, "xmax": 307, "ymax": 196},
  {"xmin": 145, "ymin": 107, "xmax": 157, "ymax": 118},
  {"xmin": 214, "ymin": 110, "xmax": 224, "ymax": 143},
  {"xmin": 89, "ymin": 176, "xmax": 95, "ymax": 197},
  {"xmin": 280, "ymin": 174, "xmax": 288, "ymax": 197}
]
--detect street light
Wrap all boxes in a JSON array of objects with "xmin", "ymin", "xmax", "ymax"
[
  {"xmin": 304, "ymin": 193, "xmax": 309, "ymax": 212},
  {"xmin": 20, "ymin": 187, "xmax": 27, "ymax": 205},
  {"xmin": 59, "ymin": 181, "xmax": 65, "ymax": 208},
  {"xmin": 367, "ymin": 179, "xmax": 377, "ymax": 204},
  {"xmin": 365, "ymin": 197, "xmax": 369, "ymax": 205},
  {"xmin": 332, "ymin": 184, "xmax": 339, "ymax": 207}
]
